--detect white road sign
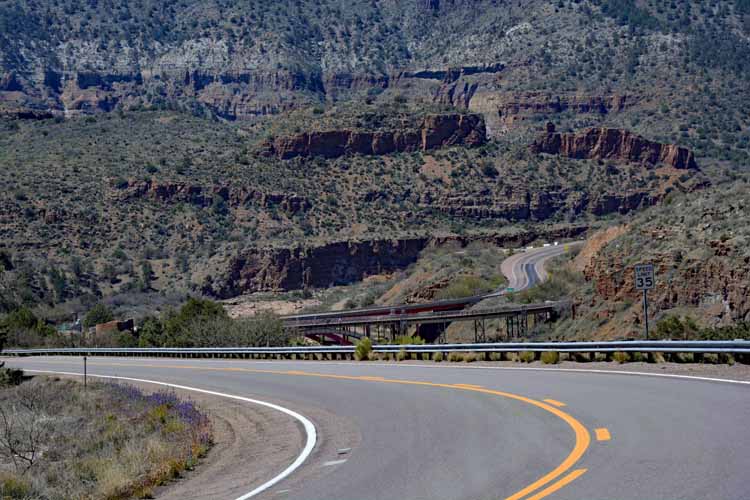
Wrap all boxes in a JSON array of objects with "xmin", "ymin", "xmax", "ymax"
[{"xmin": 634, "ymin": 264, "xmax": 655, "ymax": 290}]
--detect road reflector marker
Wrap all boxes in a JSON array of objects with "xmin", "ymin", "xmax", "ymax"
[
  {"xmin": 543, "ymin": 399, "xmax": 567, "ymax": 407},
  {"xmin": 595, "ymin": 428, "xmax": 611, "ymax": 441},
  {"xmin": 322, "ymin": 459, "xmax": 347, "ymax": 467},
  {"xmin": 337, "ymin": 448, "xmax": 351, "ymax": 455}
]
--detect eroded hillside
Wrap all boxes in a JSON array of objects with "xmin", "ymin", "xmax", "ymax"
[{"xmin": 1, "ymin": 0, "xmax": 749, "ymax": 332}]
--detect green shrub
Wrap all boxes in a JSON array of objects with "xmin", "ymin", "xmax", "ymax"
[
  {"xmin": 489, "ymin": 352, "xmax": 503, "ymax": 362},
  {"xmin": 421, "ymin": 352, "xmax": 430, "ymax": 361},
  {"xmin": 0, "ymin": 475, "xmax": 31, "ymax": 498},
  {"xmin": 630, "ymin": 352, "xmax": 647, "ymax": 363},
  {"xmin": 435, "ymin": 275, "xmax": 501, "ymax": 300},
  {"xmin": 395, "ymin": 335, "xmax": 425, "ymax": 345},
  {"xmin": 540, "ymin": 351, "xmax": 560, "ymax": 365},
  {"xmin": 433, "ymin": 352, "xmax": 444, "ymax": 362},
  {"xmin": 655, "ymin": 315, "xmax": 699, "ymax": 340},
  {"xmin": 519, "ymin": 351, "xmax": 535, "ymax": 363},
  {"xmin": 83, "ymin": 303, "xmax": 114, "ymax": 328},
  {"xmin": 355, "ymin": 337, "xmax": 372, "ymax": 361},
  {"xmin": 613, "ymin": 352, "xmax": 630, "ymax": 364},
  {"xmin": 448, "ymin": 352, "xmax": 463, "ymax": 362},
  {"xmin": 672, "ymin": 352, "xmax": 694, "ymax": 363},
  {"xmin": 719, "ymin": 353, "xmax": 735, "ymax": 365},
  {"xmin": 463, "ymin": 352, "xmax": 477, "ymax": 363},
  {"xmin": 0, "ymin": 367, "xmax": 23, "ymax": 386},
  {"xmin": 702, "ymin": 353, "xmax": 719, "ymax": 364},
  {"xmin": 396, "ymin": 349, "xmax": 407, "ymax": 362}
]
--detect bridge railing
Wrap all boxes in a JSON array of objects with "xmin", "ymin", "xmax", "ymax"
[
  {"xmin": 3, "ymin": 340, "xmax": 749, "ymax": 357},
  {"xmin": 284, "ymin": 300, "xmax": 571, "ymax": 329}
]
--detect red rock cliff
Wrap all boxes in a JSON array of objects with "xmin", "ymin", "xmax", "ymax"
[
  {"xmin": 531, "ymin": 125, "xmax": 698, "ymax": 170},
  {"xmin": 260, "ymin": 113, "xmax": 486, "ymax": 159}
]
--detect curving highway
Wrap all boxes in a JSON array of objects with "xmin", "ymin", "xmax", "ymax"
[
  {"xmin": 285, "ymin": 240, "xmax": 579, "ymax": 325},
  {"xmin": 4, "ymin": 356, "xmax": 748, "ymax": 500},
  {"xmin": 499, "ymin": 243, "xmax": 579, "ymax": 293}
]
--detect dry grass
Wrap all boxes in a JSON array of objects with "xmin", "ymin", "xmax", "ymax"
[
  {"xmin": 0, "ymin": 377, "xmax": 212, "ymax": 500},
  {"xmin": 448, "ymin": 352, "xmax": 464, "ymax": 362}
]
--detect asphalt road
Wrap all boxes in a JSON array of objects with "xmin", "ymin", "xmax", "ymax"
[
  {"xmin": 500, "ymin": 244, "xmax": 577, "ymax": 293},
  {"xmin": 5, "ymin": 356, "xmax": 748, "ymax": 500}
]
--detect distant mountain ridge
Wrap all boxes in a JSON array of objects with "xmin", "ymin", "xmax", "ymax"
[{"xmin": 3, "ymin": 0, "xmax": 750, "ymax": 120}]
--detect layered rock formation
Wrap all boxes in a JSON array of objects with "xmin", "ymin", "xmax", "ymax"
[
  {"xmin": 497, "ymin": 93, "xmax": 636, "ymax": 117},
  {"xmin": 585, "ymin": 246, "xmax": 750, "ymax": 324},
  {"xmin": 204, "ymin": 225, "xmax": 587, "ymax": 298},
  {"xmin": 531, "ymin": 125, "xmax": 698, "ymax": 169},
  {"xmin": 418, "ymin": 167, "xmax": 706, "ymax": 221},
  {"xmin": 113, "ymin": 180, "xmax": 311, "ymax": 214},
  {"xmin": 259, "ymin": 113, "xmax": 486, "ymax": 159}
]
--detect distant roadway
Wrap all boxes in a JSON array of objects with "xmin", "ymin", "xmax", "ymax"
[
  {"xmin": 498, "ymin": 242, "xmax": 580, "ymax": 293},
  {"xmin": 285, "ymin": 240, "xmax": 580, "ymax": 323},
  {"xmin": 11, "ymin": 241, "xmax": 744, "ymax": 500},
  {"xmin": 5, "ymin": 356, "xmax": 748, "ymax": 500}
]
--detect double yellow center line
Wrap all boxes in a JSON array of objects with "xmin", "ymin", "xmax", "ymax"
[{"xmin": 22, "ymin": 359, "xmax": 609, "ymax": 500}]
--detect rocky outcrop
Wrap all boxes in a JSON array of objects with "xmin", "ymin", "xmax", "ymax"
[
  {"xmin": 585, "ymin": 247, "xmax": 750, "ymax": 324},
  {"xmin": 495, "ymin": 93, "xmax": 637, "ymax": 127},
  {"xmin": 0, "ymin": 107, "xmax": 54, "ymax": 120},
  {"xmin": 113, "ymin": 180, "xmax": 311, "ymax": 214},
  {"xmin": 419, "ymin": 169, "xmax": 706, "ymax": 221},
  {"xmin": 204, "ymin": 225, "xmax": 588, "ymax": 298},
  {"xmin": 260, "ymin": 113, "xmax": 486, "ymax": 159},
  {"xmin": 206, "ymin": 239, "xmax": 428, "ymax": 298},
  {"xmin": 400, "ymin": 63, "xmax": 504, "ymax": 83},
  {"xmin": 432, "ymin": 90, "xmax": 640, "ymax": 136},
  {"xmin": 531, "ymin": 125, "xmax": 698, "ymax": 170}
]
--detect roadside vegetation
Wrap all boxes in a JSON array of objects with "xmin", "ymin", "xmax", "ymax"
[
  {"xmin": 0, "ymin": 376, "xmax": 212, "ymax": 499},
  {"xmin": 0, "ymin": 297, "xmax": 288, "ymax": 349}
]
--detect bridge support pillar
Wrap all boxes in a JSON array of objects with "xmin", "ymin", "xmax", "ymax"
[{"xmin": 474, "ymin": 319, "xmax": 487, "ymax": 343}]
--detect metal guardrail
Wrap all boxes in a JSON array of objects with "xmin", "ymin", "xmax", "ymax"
[{"xmin": 2, "ymin": 340, "xmax": 749, "ymax": 357}]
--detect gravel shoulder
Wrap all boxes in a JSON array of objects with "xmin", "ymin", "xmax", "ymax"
[
  {"xmin": 131, "ymin": 381, "xmax": 361, "ymax": 500},
  {"xmin": 44, "ymin": 378, "xmax": 307, "ymax": 500},
  {"xmin": 146, "ymin": 383, "xmax": 304, "ymax": 500}
]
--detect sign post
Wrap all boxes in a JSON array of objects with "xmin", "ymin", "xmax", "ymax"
[{"xmin": 634, "ymin": 264, "xmax": 655, "ymax": 339}]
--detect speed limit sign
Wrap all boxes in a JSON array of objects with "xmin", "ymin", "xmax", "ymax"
[{"xmin": 634, "ymin": 264, "xmax": 655, "ymax": 290}]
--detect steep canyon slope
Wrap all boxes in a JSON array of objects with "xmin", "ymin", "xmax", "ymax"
[{"xmin": 1, "ymin": 0, "xmax": 749, "ymax": 330}]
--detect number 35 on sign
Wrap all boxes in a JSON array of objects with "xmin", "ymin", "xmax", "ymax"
[{"xmin": 634, "ymin": 264, "xmax": 655, "ymax": 290}]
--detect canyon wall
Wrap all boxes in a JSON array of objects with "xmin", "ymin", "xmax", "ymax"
[
  {"xmin": 585, "ymin": 245, "xmax": 750, "ymax": 323},
  {"xmin": 204, "ymin": 225, "xmax": 588, "ymax": 298},
  {"xmin": 112, "ymin": 180, "xmax": 311, "ymax": 214},
  {"xmin": 259, "ymin": 113, "xmax": 486, "ymax": 159},
  {"xmin": 531, "ymin": 125, "xmax": 698, "ymax": 169}
]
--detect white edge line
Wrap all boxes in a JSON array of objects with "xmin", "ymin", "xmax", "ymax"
[{"xmin": 21, "ymin": 369, "xmax": 317, "ymax": 500}]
